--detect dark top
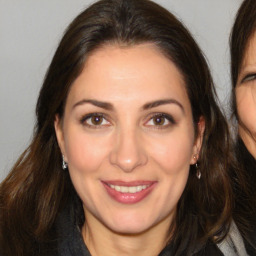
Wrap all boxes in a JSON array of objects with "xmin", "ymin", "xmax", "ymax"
[
  {"xmin": 51, "ymin": 204, "xmax": 224, "ymax": 256},
  {"xmin": 234, "ymin": 137, "xmax": 256, "ymax": 255}
]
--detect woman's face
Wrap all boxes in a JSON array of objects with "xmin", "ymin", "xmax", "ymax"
[
  {"xmin": 55, "ymin": 44, "xmax": 204, "ymax": 236},
  {"xmin": 236, "ymin": 32, "xmax": 256, "ymax": 156}
]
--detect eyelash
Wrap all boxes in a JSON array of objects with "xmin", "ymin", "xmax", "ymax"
[
  {"xmin": 241, "ymin": 73, "xmax": 256, "ymax": 83},
  {"xmin": 79, "ymin": 112, "xmax": 176, "ymax": 129}
]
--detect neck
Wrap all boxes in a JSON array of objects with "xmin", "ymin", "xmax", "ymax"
[
  {"xmin": 81, "ymin": 212, "xmax": 173, "ymax": 256},
  {"xmin": 239, "ymin": 125, "xmax": 256, "ymax": 159}
]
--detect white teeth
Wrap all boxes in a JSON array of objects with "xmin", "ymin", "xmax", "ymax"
[
  {"xmin": 128, "ymin": 186, "xmax": 137, "ymax": 193},
  {"xmin": 109, "ymin": 184, "xmax": 149, "ymax": 193},
  {"xmin": 115, "ymin": 185, "xmax": 121, "ymax": 192},
  {"xmin": 120, "ymin": 186, "xmax": 128, "ymax": 193}
]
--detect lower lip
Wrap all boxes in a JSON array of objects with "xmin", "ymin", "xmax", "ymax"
[{"xmin": 102, "ymin": 182, "xmax": 156, "ymax": 204}]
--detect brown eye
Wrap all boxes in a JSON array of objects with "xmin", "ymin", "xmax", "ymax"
[
  {"xmin": 145, "ymin": 113, "xmax": 175, "ymax": 128},
  {"xmin": 91, "ymin": 115, "xmax": 103, "ymax": 125},
  {"xmin": 152, "ymin": 116, "xmax": 165, "ymax": 125},
  {"xmin": 81, "ymin": 113, "xmax": 110, "ymax": 128}
]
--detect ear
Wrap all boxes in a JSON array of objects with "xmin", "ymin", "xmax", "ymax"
[
  {"xmin": 54, "ymin": 114, "xmax": 67, "ymax": 161},
  {"xmin": 190, "ymin": 116, "xmax": 205, "ymax": 164}
]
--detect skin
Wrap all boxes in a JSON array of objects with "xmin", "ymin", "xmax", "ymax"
[
  {"xmin": 55, "ymin": 43, "xmax": 205, "ymax": 256},
  {"xmin": 236, "ymin": 32, "xmax": 256, "ymax": 158}
]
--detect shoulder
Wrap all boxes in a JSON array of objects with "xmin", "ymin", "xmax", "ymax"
[
  {"xmin": 159, "ymin": 240, "xmax": 224, "ymax": 256},
  {"xmin": 217, "ymin": 221, "xmax": 256, "ymax": 256}
]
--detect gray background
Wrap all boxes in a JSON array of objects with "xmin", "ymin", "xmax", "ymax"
[{"xmin": 0, "ymin": 0, "xmax": 242, "ymax": 181}]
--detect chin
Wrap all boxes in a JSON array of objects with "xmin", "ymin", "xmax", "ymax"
[
  {"xmin": 103, "ymin": 213, "xmax": 158, "ymax": 235},
  {"xmin": 108, "ymin": 224, "xmax": 151, "ymax": 235}
]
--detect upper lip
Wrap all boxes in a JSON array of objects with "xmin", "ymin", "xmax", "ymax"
[{"xmin": 101, "ymin": 180, "xmax": 157, "ymax": 186}]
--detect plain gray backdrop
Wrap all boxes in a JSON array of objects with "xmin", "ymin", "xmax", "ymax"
[{"xmin": 0, "ymin": 0, "xmax": 242, "ymax": 181}]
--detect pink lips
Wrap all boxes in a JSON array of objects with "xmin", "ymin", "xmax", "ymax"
[{"xmin": 102, "ymin": 180, "xmax": 157, "ymax": 204}]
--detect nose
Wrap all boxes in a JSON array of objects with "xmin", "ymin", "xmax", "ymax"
[{"xmin": 109, "ymin": 127, "xmax": 148, "ymax": 172}]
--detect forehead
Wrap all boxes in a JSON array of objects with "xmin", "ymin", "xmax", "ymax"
[{"xmin": 67, "ymin": 43, "xmax": 190, "ymax": 109}]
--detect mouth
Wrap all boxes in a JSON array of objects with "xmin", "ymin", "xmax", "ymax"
[
  {"xmin": 101, "ymin": 180, "xmax": 156, "ymax": 204},
  {"xmin": 108, "ymin": 184, "xmax": 149, "ymax": 193}
]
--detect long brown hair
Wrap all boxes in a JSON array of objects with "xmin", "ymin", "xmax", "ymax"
[{"xmin": 1, "ymin": 0, "xmax": 233, "ymax": 255}]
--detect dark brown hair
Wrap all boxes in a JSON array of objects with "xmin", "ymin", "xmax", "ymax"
[{"xmin": 0, "ymin": 0, "xmax": 233, "ymax": 255}]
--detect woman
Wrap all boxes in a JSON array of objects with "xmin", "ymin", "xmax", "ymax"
[
  {"xmin": 230, "ymin": 0, "xmax": 256, "ymax": 254},
  {"xmin": 0, "ymin": 0, "xmax": 233, "ymax": 255}
]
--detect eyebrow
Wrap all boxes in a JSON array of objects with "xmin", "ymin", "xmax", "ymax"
[
  {"xmin": 72, "ymin": 99, "xmax": 114, "ymax": 110},
  {"xmin": 142, "ymin": 99, "xmax": 184, "ymax": 112},
  {"xmin": 72, "ymin": 98, "xmax": 184, "ymax": 112}
]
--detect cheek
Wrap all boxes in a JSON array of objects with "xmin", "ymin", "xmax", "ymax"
[
  {"xmin": 236, "ymin": 87, "xmax": 256, "ymax": 134},
  {"xmin": 64, "ymin": 129, "xmax": 111, "ymax": 173},
  {"xmin": 147, "ymin": 129, "xmax": 194, "ymax": 175},
  {"xmin": 148, "ymin": 133, "xmax": 192, "ymax": 216}
]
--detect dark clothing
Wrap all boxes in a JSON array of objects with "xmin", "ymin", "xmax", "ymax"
[
  {"xmin": 52, "ymin": 204, "xmax": 224, "ymax": 256},
  {"xmin": 236, "ymin": 138, "xmax": 256, "ymax": 199},
  {"xmin": 234, "ymin": 137, "xmax": 256, "ymax": 255}
]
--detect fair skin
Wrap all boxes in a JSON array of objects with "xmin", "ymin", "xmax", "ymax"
[
  {"xmin": 236, "ymin": 32, "xmax": 256, "ymax": 158},
  {"xmin": 55, "ymin": 43, "xmax": 205, "ymax": 256}
]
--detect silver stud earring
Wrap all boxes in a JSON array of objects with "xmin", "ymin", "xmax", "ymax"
[{"xmin": 62, "ymin": 155, "xmax": 68, "ymax": 170}]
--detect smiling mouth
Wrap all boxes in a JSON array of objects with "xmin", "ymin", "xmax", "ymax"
[
  {"xmin": 108, "ymin": 184, "xmax": 149, "ymax": 193},
  {"xmin": 102, "ymin": 181, "xmax": 156, "ymax": 204}
]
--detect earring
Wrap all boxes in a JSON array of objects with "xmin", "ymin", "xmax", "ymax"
[
  {"xmin": 195, "ymin": 162, "xmax": 201, "ymax": 179},
  {"xmin": 193, "ymin": 154, "xmax": 201, "ymax": 179},
  {"xmin": 62, "ymin": 155, "xmax": 68, "ymax": 170}
]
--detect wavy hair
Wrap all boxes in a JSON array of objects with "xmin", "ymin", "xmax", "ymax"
[{"xmin": 0, "ymin": 0, "xmax": 233, "ymax": 255}]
